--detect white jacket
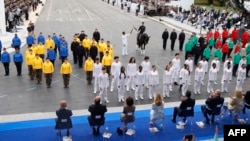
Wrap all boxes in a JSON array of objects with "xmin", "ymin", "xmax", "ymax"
[
  {"xmin": 111, "ymin": 61, "xmax": 122, "ymax": 76},
  {"xmin": 127, "ymin": 63, "xmax": 137, "ymax": 76},
  {"xmin": 172, "ymin": 58, "xmax": 181, "ymax": 70},
  {"xmin": 163, "ymin": 70, "xmax": 172, "ymax": 84},
  {"xmin": 194, "ymin": 67, "xmax": 203, "ymax": 81},
  {"xmin": 135, "ymin": 71, "xmax": 145, "ymax": 85},
  {"xmin": 208, "ymin": 67, "xmax": 218, "ymax": 81},
  {"xmin": 185, "ymin": 59, "xmax": 194, "ymax": 72},
  {"xmin": 199, "ymin": 60, "xmax": 208, "ymax": 73},
  {"xmin": 179, "ymin": 68, "xmax": 189, "ymax": 84},
  {"xmin": 237, "ymin": 67, "xmax": 246, "ymax": 80},
  {"xmin": 222, "ymin": 67, "xmax": 232, "ymax": 82},
  {"xmin": 93, "ymin": 63, "xmax": 102, "ymax": 77},
  {"xmin": 149, "ymin": 70, "xmax": 159, "ymax": 85},
  {"xmin": 118, "ymin": 73, "xmax": 127, "ymax": 86},
  {"xmin": 99, "ymin": 73, "xmax": 109, "ymax": 87},
  {"xmin": 141, "ymin": 61, "xmax": 151, "ymax": 73},
  {"xmin": 211, "ymin": 59, "xmax": 220, "ymax": 72}
]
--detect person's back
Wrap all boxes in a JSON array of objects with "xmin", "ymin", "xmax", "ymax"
[
  {"xmin": 180, "ymin": 96, "xmax": 195, "ymax": 111},
  {"xmin": 55, "ymin": 100, "xmax": 73, "ymax": 130},
  {"xmin": 206, "ymin": 95, "xmax": 224, "ymax": 110},
  {"xmin": 89, "ymin": 103, "xmax": 107, "ymax": 120}
]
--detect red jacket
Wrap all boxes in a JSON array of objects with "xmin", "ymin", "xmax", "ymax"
[
  {"xmin": 234, "ymin": 45, "xmax": 241, "ymax": 53},
  {"xmin": 222, "ymin": 43, "xmax": 229, "ymax": 53},
  {"xmin": 222, "ymin": 29, "xmax": 228, "ymax": 39},
  {"xmin": 231, "ymin": 29, "xmax": 238, "ymax": 41},
  {"xmin": 214, "ymin": 31, "xmax": 220, "ymax": 39},
  {"xmin": 206, "ymin": 31, "xmax": 213, "ymax": 40},
  {"xmin": 242, "ymin": 31, "xmax": 249, "ymax": 41},
  {"xmin": 215, "ymin": 40, "xmax": 222, "ymax": 49}
]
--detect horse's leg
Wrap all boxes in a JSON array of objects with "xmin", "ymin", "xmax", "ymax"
[{"xmin": 142, "ymin": 44, "xmax": 145, "ymax": 55}]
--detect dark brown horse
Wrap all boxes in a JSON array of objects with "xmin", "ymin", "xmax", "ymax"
[{"xmin": 137, "ymin": 33, "xmax": 150, "ymax": 55}]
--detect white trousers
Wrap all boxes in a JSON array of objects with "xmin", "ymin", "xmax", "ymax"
[
  {"xmin": 94, "ymin": 77, "xmax": 99, "ymax": 92},
  {"xmin": 236, "ymin": 79, "xmax": 245, "ymax": 91},
  {"xmin": 122, "ymin": 44, "xmax": 128, "ymax": 55},
  {"xmin": 127, "ymin": 76, "xmax": 135, "ymax": 91},
  {"xmin": 118, "ymin": 85, "xmax": 126, "ymax": 101},
  {"xmin": 163, "ymin": 84, "xmax": 170, "ymax": 97},
  {"xmin": 172, "ymin": 69, "xmax": 179, "ymax": 83},
  {"xmin": 207, "ymin": 80, "xmax": 215, "ymax": 93},
  {"xmin": 144, "ymin": 72, "xmax": 149, "ymax": 87},
  {"xmin": 149, "ymin": 85, "xmax": 157, "ymax": 98},
  {"xmin": 194, "ymin": 80, "xmax": 201, "ymax": 93},
  {"xmin": 111, "ymin": 75, "xmax": 119, "ymax": 90},
  {"xmin": 135, "ymin": 85, "xmax": 144, "ymax": 98},
  {"xmin": 181, "ymin": 83, "xmax": 188, "ymax": 96},
  {"xmin": 99, "ymin": 87, "xmax": 108, "ymax": 101},
  {"xmin": 221, "ymin": 80, "xmax": 230, "ymax": 92}
]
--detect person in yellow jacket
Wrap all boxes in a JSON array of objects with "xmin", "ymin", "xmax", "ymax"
[
  {"xmin": 98, "ymin": 38, "xmax": 107, "ymax": 62},
  {"xmin": 60, "ymin": 58, "xmax": 72, "ymax": 88},
  {"xmin": 104, "ymin": 45, "xmax": 113, "ymax": 58},
  {"xmin": 82, "ymin": 35, "xmax": 91, "ymax": 59},
  {"xmin": 25, "ymin": 44, "xmax": 37, "ymax": 57},
  {"xmin": 72, "ymin": 34, "xmax": 80, "ymax": 43},
  {"xmin": 36, "ymin": 42, "xmax": 45, "ymax": 60},
  {"xmin": 43, "ymin": 58, "xmax": 54, "ymax": 88},
  {"xmin": 25, "ymin": 49, "xmax": 35, "ymax": 80},
  {"xmin": 84, "ymin": 56, "xmax": 94, "ymax": 85},
  {"xmin": 45, "ymin": 35, "xmax": 55, "ymax": 50},
  {"xmin": 33, "ymin": 54, "xmax": 43, "ymax": 84},
  {"xmin": 102, "ymin": 51, "xmax": 113, "ymax": 76}
]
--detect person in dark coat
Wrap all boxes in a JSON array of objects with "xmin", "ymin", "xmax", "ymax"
[
  {"xmin": 201, "ymin": 89, "xmax": 224, "ymax": 124},
  {"xmin": 79, "ymin": 31, "xmax": 86, "ymax": 42},
  {"xmin": 171, "ymin": 90, "xmax": 195, "ymax": 123},
  {"xmin": 178, "ymin": 30, "xmax": 185, "ymax": 51},
  {"xmin": 71, "ymin": 38, "xmax": 80, "ymax": 64},
  {"xmin": 55, "ymin": 100, "xmax": 73, "ymax": 137},
  {"xmin": 88, "ymin": 96, "xmax": 107, "ymax": 135},
  {"xmin": 193, "ymin": 43, "xmax": 203, "ymax": 66},
  {"xmin": 198, "ymin": 34, "xmax": 205, "ymax": 50},
  {"xmin": 77, "ymin": 44, "xmax": 85, "ymax": 68},
  {"xmin": 170, "ymin": 29, "xmax": 177, "ymax": 51},
  {"xmin": 162, "ymin": 28, "xmax": 169, "ymax": 50},
  {"xmin": 93, "ymin": 29, "xmax": 101, "ymax": 43},
  {"xmin": 89, "ymin": 42, "xmax": 98, "ymax": 62}
]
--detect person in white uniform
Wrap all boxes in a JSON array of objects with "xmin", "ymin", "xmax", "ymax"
[
  {"xmin": 194, "ymin": 63, "xmax": 204, "ymax": 94},
  {"xmin": 126, "ymin": 57, "xmax": 137, "ymax": 91},
  {"xmin": 134, "ymin": 65, "xmax": 145, "ymax": 100},
  {"xmin": 210, "ymin": 57, "xmax": 220, "ymax": 84},
  {"xmin": 179, "ymin": 64, "xmax": 190, "ymax": 96},
  {"xmin": 221, "ymin": 62, "xmax": 232, "ymax": 93},
  {"xmin": 238, "ymin": 56, "xmax": 246, "ymax": 71},
  {"xmin": 121, "ymin": 30, "xmax": 133, "ymax": 55},
  {"xmin": 99, "ymin": 67, "xmax": 109, "ymax": 103},
  {"xmin": 168, "ymin": 61, "xmax": 174, "ymax": 91},
  {"xmin": 118, "ymin": 66, "xmax": 127, "ymax": 102},
  {"xmin": 236, "ymin": 64, "xmax": 247, "ymax": 91},
  {"xmin": 148, "ymin": 65, "xmax": 159, "ymax": 99},
  {"xmin": 223, "ymin": 56, "xmax": 233, "ymax": 81},
  {"xmin": 110, "ymin": 56, "xmax": 122, "ymax": 92},
  {"xmin": 93, "ymin": 58, "xmax": 102, "ymax": 94},
  {"xmin": 141, "ymin": 56, "xmax": 151, "ymax": 88},
  {"xmin": 184, "ymin": 55, "xmax": 194, "ymax": 85},
  {"xmin": 172, "ymin": 53, "xmax": 181, "ymax": 85},
  {"xmin": 163, "ymin": 65, "xmax": 172, "ymax": 98},
  {"xmin": 207, "ymin": 63, "xmax": 218, "ymax": 93},
  {"xmin": 199, "ymin": 57, "xmax": 208, "ymax": 85}
]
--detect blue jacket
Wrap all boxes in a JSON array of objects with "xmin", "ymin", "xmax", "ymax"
[
  {"xmin": 0, "ymin": 40, "xmax": 2, "ymax": 49},
  {"xmin": 52, "ymin": 35, "xmax": 59, "ymax": 46},
  {"xmin": 46, "ymin": 49, "xmax": 56, "ymax": 60},
  {"xmin": 13, "ymin": 52, "xmax": 23, "ymax": 63},
  {"xmin": 37, "ymin": 35, "xmax": 45, "ymax": 44},
  {"xmin": 12, "ymin": 37, "xmax": 21, "ymax": 46},
  {"xmin": 59, "ymin": 47, "xmax": 68, "ymax": 57},
  {"xmin": 26, "ymin": 35, "xmax": 34, "ymax": 45},
  {"xmin": 1, "ymin": 52, "xmax": 10, "ymax": 63}
]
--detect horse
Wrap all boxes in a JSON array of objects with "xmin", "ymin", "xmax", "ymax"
[{"xmin": 137, "ymin": 33, "xmax": 150, "ymax": 55}]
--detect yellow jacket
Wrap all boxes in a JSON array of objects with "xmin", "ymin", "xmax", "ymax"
[
  {"xmin": 60, "ymin": 62, "xmax": 72, "ymax": 74},
  {"xmin": 72, "ymin": 38, "xmax": 80, "ymax": 43},
  {"xmin": 43, "ymin": 61, "xmax": 54, "ymax": 73},
  {"xmin": 45, "ymin": 39, "xmax": 55, "ymax": 49},
  {"xmin": 32, "ymin": 57, "xmax": 43, "ymax": 69},
  {"xmin": 36, "ymin": 44, "xmax": 45, "ymax": 55},
  {"xmin": 31, "ymin": 46, "xmax": 37, "ymax": 54},
  {"xmin": 82, "ymin": 38, "xmax": 91, "ymax": 49},
  {"xmin": 102, "ymin": 55, "xmax": 112, "ymax": 66},
  {"xmin": 84, "ymin": 59, "xmax": 94, "ymax": 71},
  {"xmin": 104, "ymin": 49, "xmax": 113, "ymax": 57},
  {"xmin": 25, "ymin": 53, "xmax": 35, "ymax": 65},
  {"xmin": 98, "ymin": 42, "xmax": 107, "ymax": 53}
]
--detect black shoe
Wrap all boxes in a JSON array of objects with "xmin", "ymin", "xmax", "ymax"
[{"xmin": 171, "ymin": 119, "xmax": 176, "ymax": 123}]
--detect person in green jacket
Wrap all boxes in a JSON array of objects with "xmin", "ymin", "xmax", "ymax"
[
  {"xmin": 214, "ymin": 48, "xmax": 222, "ymax": 61},
  {"xmin": 184, "ymin": 40, "xmax": 192, "ymax": 59},
  {"xmin": 246, "ymin": 52, "xmax": 250, "ymax": 77},
  {"xmin": 245, "ymin": 41, "xmax": 250, "ymax": 55},
  {"xmin": 227, "ymin": 38, "xmax": 234, "ymax": 57},
  {"xmin": 232, "ymin": 51, "xmax": 242, "ymax": 76},
  {"xmin": 203, "ymin": 46, "xmax": 211, "ymax": 61},
  {"xmin": 208, "ymin": 37, "xmax": 215, "ymax": 50}
]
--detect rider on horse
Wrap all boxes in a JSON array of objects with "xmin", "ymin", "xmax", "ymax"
[{"xmin": 134, "ymin": 22, "xmax": 146, "ymax": 43}]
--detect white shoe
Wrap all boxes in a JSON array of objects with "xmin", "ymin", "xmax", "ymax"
[
  {"xmin": 105, "ymin": 100, "xmax": 109, "ymax": 103},
  {"xmin": 201, "ymin": 82, "xmax": 204, "ymax": 85},
  {"xmin": 110, "ymin": 89, "xmax": 113, "ymax": 92},
  {"xmin": 149, "ymin": 96, "xmax": 152, "ymax": 100},
  {"xmin": 140, "ymin": 96, "xmax": 144, "ymax": 100},
  {"xmin": 132, "ymin": 87, "xmax": 135, "ymax": 91},
  {"xmin": 121, "ymin": 98, "xmax": 124, "ymax": 102},
  {"xmin": 198, "ymin": 91, "xmax": 201, "ymax": 94},
  {"xmin": 207, "ymin": 90, "xmax": 210, "ymax": 93},
  {"xmin": 93, "ymin": 91, "xmax": 96, "ymax": 94},
  {"xmin": 135, "ymin": 98, "xmax": 138, "ymax": 101},
  {"xmin": 127, "ymin": 89, "xmax": 129, "ymax": 91},
  {"xmin": 194, "ymin": 92, "xmax": 197, "ymax": 95},
  {"xmin": 214, "ymin": 82, "xmax": 218, "ymax": 84},
  {"xmin": 170, "ymin": 88, "xmax": 173, "ymax": 91}
]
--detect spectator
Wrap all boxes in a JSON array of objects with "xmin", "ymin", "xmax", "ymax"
[
  {"xmin": 178, "ymin": 30, "xmax": 185, "ymax": 51},
  {"xmin": 120, "ymin": 96, "xmax": 135, "ymax": 131},
  {"xmin": 170, "ymin": 29, "xmax": 177, "ymax": 51},
  {"xmin": 150, "ymin": 93, "xmax": 164, "ymax": 127},
  {"xmin": 162, "ymin": 28, "xmax": 169, "ymax": 50}
]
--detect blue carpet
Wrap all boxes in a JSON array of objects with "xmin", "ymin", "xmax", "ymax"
[{"xmin": 1, "ymin": 105, "xmax": 247, "ymax": 141}]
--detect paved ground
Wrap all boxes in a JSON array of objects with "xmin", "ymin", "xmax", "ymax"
[{"xmin": 0, "ymin": 0, "xmax": 248, "ymax": 116}]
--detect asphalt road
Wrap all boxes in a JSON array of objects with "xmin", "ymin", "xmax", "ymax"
[{"xmin": 0, "ymin": 0, "xmax": 247, "ymax": 115}]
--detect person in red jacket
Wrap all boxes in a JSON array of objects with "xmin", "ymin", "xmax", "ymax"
[
  {"xmin": 242, "ymin": 30, "xmax": 249, "ymax": 48},
  {"xmin": 206, "ymin": 29, "xmax": 213, "ymax": 41},
  {"xmin": 234, "ymin": 42, "xmax": 241, "ymax": 54},
  {"xmin": 222, "ymin": 43, "xmax": 229, "ymax": 62},
  {"xmin": 214, "ymin": 28, "xmax": 220, "ymax": 41},
  {"xmin": 231, "ymin": 27, "xmax": 238, "ymax": 44},
  {"xmin": 222, "ymin": 28, "xmax": 229, "ymax": 45},
  {"xmin": 215, "ymin": 38, "xmax": 222, "ymax": 49}
]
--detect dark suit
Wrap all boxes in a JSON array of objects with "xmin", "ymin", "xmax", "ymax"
[
  {"xmin": 170, "ymin": 31, "xmax": 177, "ymax": 50},
  {"xmin": 162, "ymin": 31, "xmax": 169, "ymax": 50},
  {"xmin": 178, "ymin": 32, "xmax": 185, "ymax": 51},
  {"xmin": 88, "ymin": 103, "xmax": 107, "ymax": 133},
  {"xmin": 243, "ymin": 91, "xmax": 250, "ymax": 113},
  {"xmin": 55, "ymin": 108, "xmax": 73, "ymax": 136},
  {"xmin": 201, "ymin": 96, "xmax": 224, "ymax": 123},
  {"xmin": 172, "ymin": 97, "xmax": 195, "ymax": 122}
]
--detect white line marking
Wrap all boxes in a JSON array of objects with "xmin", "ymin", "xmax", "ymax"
[
  {"xmin": 85, "ymin": 9, "xmax": 93, "ymax": 21},
  {"xmin": 26, "ymin": 87, "xmax": 36, "ymax": 91},
  {"xmin": 52, "ymin": 80, "xmax": 59, "ymax": 84},
  {"xmin": 0, "ymin": 94, "xmax": 8, "ymax": 98},
  {"xmin": 46, "ymin": 0, "xmax": 53, "ymax": 21},
  {"xmin": 72, "ymin": 74, "xmax": 84, "ymax": 81}
]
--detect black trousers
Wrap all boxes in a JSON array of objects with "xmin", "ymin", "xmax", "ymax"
[
  {"xmin": 99, "ymin": 52, "xmax": 104, "ymax": 62},
  {"xmin": 233, "ymin": 64, "xmax": 239, "ymax": 76},
  {"xmin": 28, "ymin": 65, "xmax": 34, "ymax": 79},
  {"xmin": 227, "ymin": 48, "xmax": 233, "ymax": 58},
  {"xmin": 44, "ymin": 73, "xmax": 52, "ymax": 86},
  {"xmin": 194, "ymin": 54, "xmax": 200, "ymax": 66},
  {"xmin": 14, "ymin": 62, "xmax": 22, "ymax": 75},
  {"xmin": 72, "ymin": 51, "xmax": 78, "ymax": 64},
  {"xmin": 172, "ymin": 107, "xmax": 186, "ymax": 122},
  {"xmin": 86, "ymin": 71, "xmax": 93, "ymax": 84},
  {"xmin": 104, "ymin": 65, "xmax": 111, "ymax": 76},
  {"xmin": 34, "ymin": 69, "xmax": 42, "ymax": 83},
  {"xmin": 38, "ymin": 54, "xmax": 44, "ymax": 61},
  {"xmin": 163, "ymin": 39, "xmax": 167, "ymax": 50},
  {"xmin": 179, "ymin": 40, "xmax": 184, "ymax": 51},
  {"xmin": 246, "ymin": 64, "xmax": 250, "ymax": 77},
  {"xmin": 201, "ymin": 105, "xmax": 214, "ymax": 122},
  {"xmin": 222, "ymin": 53, "xmax": 227, "ymax": 62},
  {"xmin": 78, "ymin": 54, "xmax": 84, "ymax": 68},
  {"xmin": 54, "ymin": 45, "xmax": 58, "ymax": 54},
  {"xmin": 170, "ymin": 40, "xmax": 176, "ymax": 50},
  {"xmin": 63, "ymin": 74, "xmax": 70, "ymax": 87},
  {"xmin": 3, "ymin": 63, "xmax": 9, "ymax": 75}
]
